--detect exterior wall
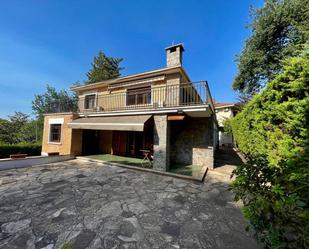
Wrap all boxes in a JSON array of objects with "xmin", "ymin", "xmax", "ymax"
[
  {"xmin": 151, "ymin": 81, "xmax": 167, "ymax": 107},
  {"xmin": 78, "ymin": 87, "xmax": 126, "ymax": 111},
  {"xmin": 166, "ymin": 73, "xmax": 181, "ymax": 106},
  {"xmin": 153, "ymin": 115, "xmax": 170, "ymax": 171},
  {"xmin": 166, "ymin": 47, "xmax": 182, "ymax": 67},
  {"xmin": 42, "ymin": 113, "xmax": 81, "ymax": 156},
  {"xmin": 98, "ymin": 88, "xmax": 126, "ymax": 111},
  {"xmin": 170, "ymin": 117, "xmax": 214, "ymax": 169},
  {"xmin": 219, "ymin": 131, "xmax": 233, "ymax": 147},
  {"xmin": 216, "ymin": 107, "xmax": 235, "ymax": 147},
  {"xmin": 78, "ymin": 72, "xmax": 186, "ymax": 112},
  {"xmin": 216, "ymin": 107, "xmax": 234, "ymax": 127},
  {"xmin": 71, "ymin": 129, "xmax": 83, "ymax": 155}
]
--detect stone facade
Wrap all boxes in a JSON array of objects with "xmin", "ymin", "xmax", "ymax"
[
  {"xmin": 153, "ymin": 115, "xmax": 170, "ymax": 171},
  {"xmin": 166, "ymin": 46, "xmax": 183, "ymax": 67},
  {"xmin": 170, "ymin": 117, "xmax": 215, "ymax": 169}
]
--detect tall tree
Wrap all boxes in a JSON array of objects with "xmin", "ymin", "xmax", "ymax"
[
  {"xmin": 32, "ymin": 85, "xmax": 78, "ymax": 142},
  {"xmin": 0, "ymin": 112, "xmax": 35, "ymax": 144},
  {"xmin": 86, "ymin": 50, "xmax": 123, "ymax": 84},
  {"xmin": 32, "ymin": 85, "xmax": 78, "ymax": 117},
  {"xmin": 233, "ymin": 0, "xmax": 309, "ymax": 95}
]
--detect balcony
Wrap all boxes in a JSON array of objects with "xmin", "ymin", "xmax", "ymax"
[{"xmin": 78, "ymin": 81, "xmax": 215, "ymax": 114}]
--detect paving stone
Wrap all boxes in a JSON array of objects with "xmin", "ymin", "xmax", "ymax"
[
  {"xmin": 1, "ymin": 218, "xmax": 31, "ymax": 234},
  {"xmin": 161, "ymin": 222, "xmax": 181, "ymax": 237},
  {"xmin": 70, "ymin": 229, "xmax": 96, "ymax": 249},
  {"xmin": 0, "ymin": 159, "xmax": 261, "ymax": 249}
]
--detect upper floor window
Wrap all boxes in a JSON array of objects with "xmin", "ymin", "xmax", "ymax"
[
  {"xmin": 49, "ymin": 124, "xmax": 62, "ymax": 143},
  {"xmin": 84, "ymin": 94, "xmax": 96, "ymax": 109},
  {"xmin": 127, "ymin": 87, "xmax": 151, "ymax": 106}
]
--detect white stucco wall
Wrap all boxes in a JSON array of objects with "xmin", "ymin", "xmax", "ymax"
[
  {"xmin": 216, "ymin": 106, "xmax": 235, "ymax": 147},
  {"xmin": 216, "ymin": 107, "xmax": 234, "ymax": 127}
]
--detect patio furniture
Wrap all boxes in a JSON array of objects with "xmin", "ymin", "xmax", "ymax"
[{"xmin": 140, "ymin": 149, "xmax": 152, "ymax": 168}]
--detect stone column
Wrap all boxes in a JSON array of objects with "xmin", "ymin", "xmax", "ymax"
[{"xmin": 153, "ymin": 115, "xmax": 170, "ymax": 171}]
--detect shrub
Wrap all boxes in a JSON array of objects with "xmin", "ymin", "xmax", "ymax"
[
  {"xmin": 61, "ymin": 243, "xmax": 72, "ymax": 249},
  {"xmin": 231, "ymin": 48, "xmax": 309, "ymax": 248},
  {"xmin": 222, "ymin": 118, "xmax": 233, "ymax": 135},
  {"xmin": 0, "ymin": 143, "xmax": 42, "ymax": 159}
]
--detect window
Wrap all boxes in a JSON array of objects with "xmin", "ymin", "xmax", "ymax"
[
  {"xmin": 84, "ymin": 94, "xmax": 96, "ymax": 109},
  {"xmin": 127, "ymin": 87, "xmax": 151, "ymax": 106},
  {"xmin": 49, "ymin": 124, "xmax": 62, "ymax": 143}
]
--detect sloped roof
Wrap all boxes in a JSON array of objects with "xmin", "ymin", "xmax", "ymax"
[
  {"xmin": 215, "ymin": 102, "xmax": 239, "ymax": 109},
  {"xmin": 71, "ymin": 65, "xmax": 190, "ymax": 92}
]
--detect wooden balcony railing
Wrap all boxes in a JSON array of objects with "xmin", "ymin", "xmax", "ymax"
[{"xmin": 78, "ymin": 81, "xmax": 215, "ymax": 113}]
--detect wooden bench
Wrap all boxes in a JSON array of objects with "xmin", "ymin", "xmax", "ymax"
[{"xmin": 10, "ymin": 154, "xmax": 27, "ymax": 160}]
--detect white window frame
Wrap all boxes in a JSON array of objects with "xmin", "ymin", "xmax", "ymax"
[
  {"xmin": 48, "ymin": 118, "xmax": 64, "ymax": 144},
  {"xmin": 83, "ymin": 92, "xmax": 97, "ymax": 110}
]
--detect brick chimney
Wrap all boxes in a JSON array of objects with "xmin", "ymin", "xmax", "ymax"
[{"xmin": 165, "ymin": 43, "xmax": 184, "ymax": 67}]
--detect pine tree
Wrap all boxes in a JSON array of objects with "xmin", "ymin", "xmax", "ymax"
[{"xmin": 86, "ymin": 51, "xmax": 123, "ymax": 84}]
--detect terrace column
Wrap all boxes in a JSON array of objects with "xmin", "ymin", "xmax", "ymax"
[{"xmin": 153, "ymin": 115, "xmax": 170, "ymax": 171}]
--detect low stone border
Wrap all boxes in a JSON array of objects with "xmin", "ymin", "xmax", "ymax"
[
  {"xmin": 0, "ymin": 155, "xmax": 75, "ymax": 171},
  {"xmin": 233, "ymin": 148, "xmax": 247, "ymax": 163},
  {"xmin": 76, "ymin": 156, "xmax": 208, "ymax": 182}
]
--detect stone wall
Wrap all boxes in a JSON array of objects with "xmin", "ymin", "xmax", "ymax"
[
  {"xmin": 166, "ymin": 46, "xmax": 182, "ymax": 67},
  {"xmin": 170, "ymin": 117, "xmax": 214, "ymax": 169},
  {"xmin": 153, "ymin": 115, "xmax": 170, "ymax": 171}
]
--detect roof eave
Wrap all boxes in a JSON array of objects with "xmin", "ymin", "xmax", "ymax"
[{"xmin": 70, "ymin": 66, "xmax": 184, "ymax": 92}]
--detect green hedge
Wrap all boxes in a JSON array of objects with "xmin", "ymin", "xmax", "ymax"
[
  {"xmin": 231, "ymin": 49, "xmax": 309, "ymax": 248},
  {"xmin": 0, "ymin": 143, "xmax": 42, "ymax": 159}
]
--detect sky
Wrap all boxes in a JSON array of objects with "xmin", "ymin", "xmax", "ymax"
[{"xmin": 0, "ymin": 0, "xmax": 263, "ymax": 118}]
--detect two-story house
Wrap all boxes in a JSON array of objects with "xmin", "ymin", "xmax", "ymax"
[{"xmin": 41, "ymin": 44, "xmax": 218, "ymax": 170}]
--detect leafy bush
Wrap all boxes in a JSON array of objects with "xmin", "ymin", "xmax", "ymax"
[
  {"xmin": 61, "ymin": 243, "xmax": 72, "ymax": 249},
  {"xmin": 222, "ymin": 118, "xmax": 233, "ymax": 135},
  {"xmin": 0, "ymin": 143, "xmax": 42, "ymax": 159},
  {"xmin": 231, "ymin": 48, "xmax": 309, "ymax": 248}
]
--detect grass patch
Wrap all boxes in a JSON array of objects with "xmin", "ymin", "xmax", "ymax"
[
  {"xmin": 61, "ymin": 243, "xmax": 72, "ymax": 249},
  {"xmin": 169, "ymin": 164, "xmax": 204, "ymax": 176},
  {"xmin": 85, "ymin": 154, "xmax": 145, "ymax": 167}
]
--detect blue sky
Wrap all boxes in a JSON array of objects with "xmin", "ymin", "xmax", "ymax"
[{"xmin": 0, "ymin": 0, "xmax": 263, "ymax": 118}]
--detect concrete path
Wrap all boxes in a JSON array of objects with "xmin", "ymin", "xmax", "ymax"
[{"xmin": 0, "ymin": 159, "xmax": 259, "ymax": 249}]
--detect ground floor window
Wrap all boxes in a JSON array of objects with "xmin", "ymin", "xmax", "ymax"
[{"xmin": 49, "ymin": 124, "xmax": 62, "ymax": 143}]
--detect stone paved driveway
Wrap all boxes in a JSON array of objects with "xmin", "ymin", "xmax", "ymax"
[{"xmin": 0, "ymin": 159, "xmax": 260, "ymax": 249}]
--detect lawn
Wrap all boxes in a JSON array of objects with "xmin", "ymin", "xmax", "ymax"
[
  {"xmin": 85, "ymin": 154, "xmax": 146, "ymax": 167},
  {"xmin": 169, "ymin": 163, "xmax": 204, "ymax": 177},
  {"xmin": 85, "ymin": 154, "xmax": 204, "ymax": 177}
]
